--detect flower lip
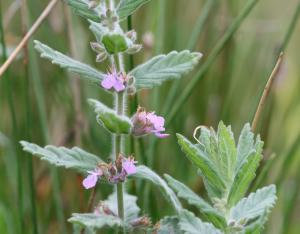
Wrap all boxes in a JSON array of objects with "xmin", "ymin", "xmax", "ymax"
[{"xmin": 101, "ymin": 69, "xmax": 128, "ymax": 92}]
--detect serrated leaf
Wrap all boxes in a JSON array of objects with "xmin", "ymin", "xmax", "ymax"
[
  {"xmin": 116, "ymin": 0, "xmax": 151, "ymax": 21},
  {"xmin": 34, "ymin": 40, "xmax": 104, "ymax": 84},
  {"xmin": 131, "ymin": 166, "xmax": 182, "ymax": 213},
  {"xmin": 129, "ymin": 51, "xmax": 202, "ymax": 90},
  {"xmin": 176, "ymin": 133, "xmax": 225, "ymax": 198},
  {"xmin": 156, "ymin": 216, "xmax": 181, "ymax": 234},
  {"xmin": 65, "ymin": 0, "xmax": 100, "ymax": 22},
  {"xmin": 68, "ymin": 213, "xmax": 122, "ymax": 230},
  {"xmin": 227, "ymin": 137, "xmax": 263, "ymax": 207},
  {"xmin": 229, "ymin": 185, "xmax": 277, "ymax": 229},
  {"xmin": 104, "ymin": 191, "xmax": 140, "ymax": 223},
  {"xmin": 88, "ymin": 99, "xmax": 132, "ymax": 134},
  {"xmin": 165, "ymin": 174, "xmax": 226, "ymax": 229},
  {"xmin": 20, "ymin": 141, "xmax": 102, "ymax": 173},
  {"xmin": 179, "ymin": 210, "xmax": 223, "ymax": 234}
]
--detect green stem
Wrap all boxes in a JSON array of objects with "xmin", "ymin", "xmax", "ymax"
[
  {"xmin": 0, "ymin": 4, "xmax": 24, "ymax": 233},
  {"xmin": 166, "ymin": 0, "xmax": 260, "ymax": 125}
]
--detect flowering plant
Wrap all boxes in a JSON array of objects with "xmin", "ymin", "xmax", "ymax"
[{"xmin": 20, "ymin": 0, "xmax": 277, "ymax": 233}]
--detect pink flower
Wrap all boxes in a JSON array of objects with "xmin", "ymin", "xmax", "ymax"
[
  {"xmin": 101, "ymin": 70, "xmax": 127, "ymax": 92},
  {"xmin": 122, "ymin": 157, "xmax": 137, "ymax": 175},
  {"xmin": 82, "ymin": 168, "xmax": 103, "ymax": 189},
  {"xmin": 131, "ymin": 107, "xmax": 169, "ymax": 138}
]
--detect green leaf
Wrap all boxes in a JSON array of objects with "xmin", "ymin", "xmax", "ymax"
[
  {"xmin": 20, "ymin": 141, "xmax": 102, "ymax": 173},
  {"xmin": 129, "ymin": 51, "xmax": 202, "ymax": 91},
  {"xmin": 131, "ymin": 166, "xmax": 182, "ymax": 213},
  {"xmin": 65, "ymin": 0, "xmax": 100, "ymax": 22},
  {"xmin": 116, "ymin": 0, "xmax": 151, "ymax": 21},
  {"xmin": 229, "ymin": 185, "xmax": 277, "ymax": 230},
  {"xmin": 102, "ymin": 34, "xmax": 128, "ymax": 54},
  {"xmin": 176, "ymin": 133, "xmax": 225, "ymax": 198},
  {"xmin": 179, "ymin": 210, "xmax": 223, "ymax": 234},
  {"xmin": 34, "ymin": 40, "xmax": 104, "ymax": 84},
  {"xmin": 165, "ymin": 174, "xmax": 226, "ymax": 229},
  {"xmin": 68, "ymin": 213, "xmax": 122, "ymax": 230},
  {"xmin": 89, "ymin": 20, "xmax": 108, "ymax": 42},
  {"xmin": 156, "ymin": 216, "xmax": 181, "ymax": 234},
  {"xmin": 88, "ymin": 99, "xmax": 132, "ymax": 134},
  {"xmin": 227, "ymin": 136, "xmax": 263, "ymax": 207},
  {"xmin": 104, "ymin": 191, "xmax": 140, "ymax": 223}
]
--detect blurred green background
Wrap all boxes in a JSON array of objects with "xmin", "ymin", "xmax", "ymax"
[{"xmin": 1, "ymin": 0, "xmax": 300, "ymax": 233}]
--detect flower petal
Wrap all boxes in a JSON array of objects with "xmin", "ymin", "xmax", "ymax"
[
  {"xmin": 155, "ymin": 132, "xmax": 170, "ymax": 138},
  {"xmin": 82, "ymin": 174, "xmax": 98, "ymax": 189}
]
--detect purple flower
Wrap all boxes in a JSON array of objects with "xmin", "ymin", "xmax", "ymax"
[
  {"xmin": 122, "ymin": 157, "xmax": 137, "ymax": 175},
  {"xmin": 82, "ymin": 168, "xmax": 103, "ymax": 189},
  {"xmin": 131, "ymin": 107, "xmax": 169, "ymax": 138},
  {"xmin": 101, "ymin": 70, "xmax": 127, "ymax": 92}
]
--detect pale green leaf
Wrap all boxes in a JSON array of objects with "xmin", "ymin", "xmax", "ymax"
[
  {"xmin": 117, "ymin": 0, "xmax": 151, "ymax": 21},
  {"xmin": 20, "ymin": 141, "xmax": 102, "ymax": 173},
  {"xmin": 88, "ymin": 99, "xmax": 132, "ymax": 134},
  {"xmin": 131, "ymin": 166, "xmax": 182, "ymax": 213},
  {"xmin": 164, "ymin": 174, "xmax": 226, "ymax": 229},
  {"xmin": 89, "ymin": 20, "xmax": 108, "ymax": 42},
  {"xmin": 179, "ymin": 210, "xmax": 223, "ymax": 234},
  {"xmin": 68, "ymin": 213, "xmax": 122, "ymax": 230},
  {"xmin": 229, "ymin": 185, "xmax": 277, "ymax": 229},
  {"xmin": 65, "ymin": 0, "xmax": 100, "ymax": 22},
  {"xmin": 129, "ymin": 51, "xmax": 202, "ymax": 90},
  {"xmin": 156, "ymin": 216, "xmax": 181, "ymax": 234},
  {"xmin": 34, "ymin": 40, "xmax": 104, "ymax": 84},
  {"xmin": 227, "ymin": 136, "xmax": 263, "ymax": 207},
  {"xmin": 104, "ymin": 191, "xmax": 140, "ymax": 223},
  {"xmin": 176, "ymin": 133, "xmax": 225, "ymax": 198}
]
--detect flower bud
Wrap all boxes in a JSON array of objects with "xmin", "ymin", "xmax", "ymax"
[
  {"xmin": 126, "ymin": 44, "xmax": 143, "ymax": 54},
  {"xmin": 126, "ymin": 30, "xmax": 137, "ymax": 42},
  {"xmin": 90, "ymin": 42, "xmax": 105, "ymax": 54},
  {"xmin": 130, "ymin": 216, "xmax": 152, "ymax": 228},
  {"xmin": 96, "ymin": 52, "xmax": 107, "ymax": 63}
]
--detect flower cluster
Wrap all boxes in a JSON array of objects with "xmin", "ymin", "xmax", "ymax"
[
  {"xmin": 82, "ymin": 155, "xmax": 137, "ymax": 189},
  {"xmin": 131, "ymin": 107, "xmax": 169, "ymax": 138},
  {"xmin": 101, "ymin": 69, "xmax": 129, "ymax": 92}
]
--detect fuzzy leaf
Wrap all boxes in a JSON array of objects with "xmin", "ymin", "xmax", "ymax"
[
  {"xmin": 117, "ymin": 0, "xmax": 151, "ymax": 21},
  {"xmin": 229, "ymin": 185, "xmax": 277, "ymax": 230},
  {"xmin": 20, "ymin": 141, "xmax": 102, "ymax": 173},
  {"xmin": 34, "ymin": 40, "xmax": 104, "ymax": 84},
  {"xmin": 129, "ymin": 51, "xmax": 202, "ymax": 90},
  {"xmin": 179, "ymin": 210, "xmax": 223, "ymax": 234},
  {"xmin": 89, "ymin": 20, "xmax": 108, "ymax": 42},
  {"xmin": 165, "ymin": 174, "xmax": 226, "ymax": 229},
  {"xmin": 104, "ymin": 191, "xmax": 140, "ymax": 223},
  {"xmin": 88, "ymin": 99, "xmax": 132, "ymax": 134},
  {"xmin": 227, "ymin": 137, "xmax": 263, "ymax": 207},
  {"xmin": 65, "ymin": 0, "xmax": 100, "ymax": 22},
  {"xmin": 176, "ymin": 133, "xmax": 225, "ymax": 198},
  {"xmin": 68, "ymin": 213, "xmax": 122, "ymax": 229},
  {"xmin": 156, "ymin": 216, "xmax": 181, "ymax": 234},
  {"xmin": 131, "ymin": 166, "xmax": 182, "ymax": 213}
]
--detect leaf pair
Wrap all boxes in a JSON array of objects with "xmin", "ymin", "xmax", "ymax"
[{"xmin": 175, "ymin": 122, "xmax": 277, "ymax": 232}]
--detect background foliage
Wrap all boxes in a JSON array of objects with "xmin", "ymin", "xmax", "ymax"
[{"xmin": 0, "ymin": 0, "xmax": 300, "ymax": 233}]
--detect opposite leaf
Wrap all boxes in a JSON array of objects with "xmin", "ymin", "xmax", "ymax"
[
  {"xmin": 68, "ymin": 213, "xmax": 122, "ymax": 230},
  {"xmin": 176, "ymin": 133, "xmax": 225, "ymax": 198},
  {"xmin": 34, "ymin": 40, "xmax": 104, "ymax": 84},
  {"xmin": 165, "ymin": 174, "xmax": 226, "ymax": 229},
  {"xmin": 229, "ymin": 185, "xmax": 277, "ymax": 230},
  {"xmin": 129, "ymin": 51, "xmax": 202, "ymax": 91},
  {"xmin": 130, "ymin": 165, "xmax": 182, "ymax": 213},
  {"xmin": 65, "ymin": 0, "xmax": 101, "ymax": 22},
  {"xmin": 117, "ymin": 0, "xmax": 151, "ymax": 21},
  {"xmin": 179, "ymin": 210, "xmax": 223, "ymax": 234},
  {"xmin": 20, "ymin": 141, "xmax": 102, "ymax": 173},
  {"xmin": 88, "ymin": 99, "xmax": 132, "ymax": 134}
]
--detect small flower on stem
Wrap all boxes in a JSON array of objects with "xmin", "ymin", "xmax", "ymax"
[
  {"xmin": 82, "ymin": 168, "xmax": 103, "ymax": 189},
  {"xmin": 131, "ymin": 107, "xmax": 169, "ymax": 138},
  {"xmin": 101, "ymin": 69, "xmax": 129, "ymax": 92},
  {"xmin": 122, "ymin": 156, "xmax": 137, "ymax": 175}
]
